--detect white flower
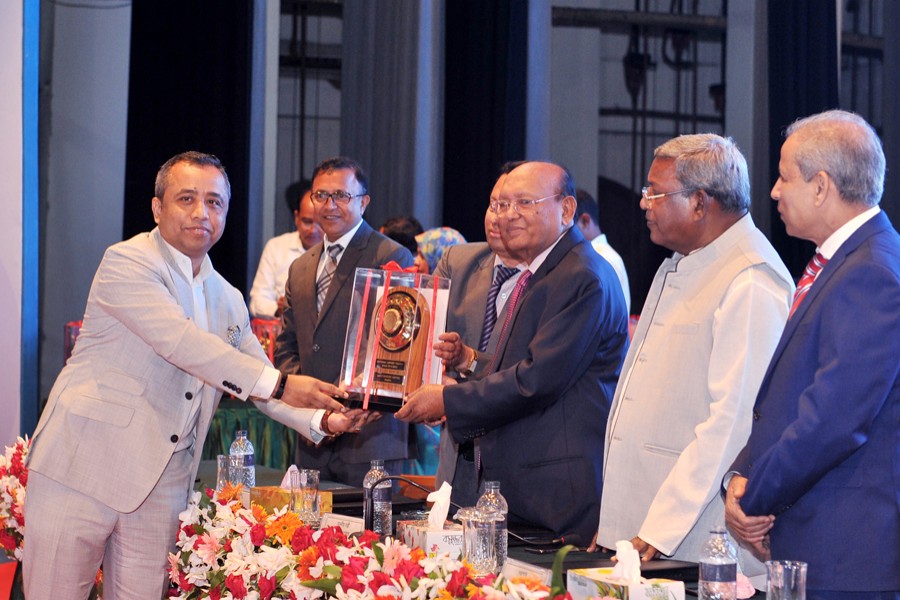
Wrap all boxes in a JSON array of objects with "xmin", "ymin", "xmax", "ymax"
[{"xmin": 255, "ymin": 544, "xmax": 295, "ymax": 575}]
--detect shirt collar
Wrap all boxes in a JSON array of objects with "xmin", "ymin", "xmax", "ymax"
[
  {"xmin": 526, "ymin": 228, "xmax": 570, "ymax": 273},
  {"xmin": 818, "ymin": 205, "xmax": 881, "ymax": 259},
  {"xmin": 324, "ymin": 219, "xmax": 364, "ymax": 252},
  {"xmin": 160, "ymin": 236, "xmax": 213, "ymax": 283}
]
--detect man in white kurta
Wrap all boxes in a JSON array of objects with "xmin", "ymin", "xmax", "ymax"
[{"xmin": 594, "ymin": 134, "xmax": 793, "ymax": 580}]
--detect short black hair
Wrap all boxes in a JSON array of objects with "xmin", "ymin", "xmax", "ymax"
[
  {"xmin": 284, "ymin": 179, "xmax": 312, "ymax": 213},
  {"xmin": 311, "ymin": 156, "xmax": 369, "ymax": 194},
  {"xmin": 575, "ymin": 188, "xmax": 599, "ymax": 224},
  {"xmin": 380, "ymin": 216, "xmax": 423, "ymax": 255}
]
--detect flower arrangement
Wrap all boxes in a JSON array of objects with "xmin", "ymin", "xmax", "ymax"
[
  {"xmin": 168, "ymin": 485, "xmax": 569, "ymax": 600},
  {"xmin": 0, "ymin": 436, "xmax": 30, "ymax": 561}
]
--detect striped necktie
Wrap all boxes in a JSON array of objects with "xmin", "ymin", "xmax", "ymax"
[
  {"xmin": 789, "ymin": 253, "xmax": 828, "ymax": 319},
  {"xmin": 316, "ymin": 244, "xmax": 343, "ymax": 313},
  {"xmin": 478, "ymin": 265, "xmax": 520, "ymax": 352}
]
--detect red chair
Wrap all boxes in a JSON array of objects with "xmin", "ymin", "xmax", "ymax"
[
  {"xmin": 64, "ymin": 320, "xmax": 83, "ymax": 364},
  {"xmin": 251, "ymin": 318, "xmax": 282, "ymax": 364}
]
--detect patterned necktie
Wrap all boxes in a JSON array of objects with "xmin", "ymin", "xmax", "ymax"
[
  {"xmin": 789, "ymin": 253, "xmax": 828, "ymax": 319},
  {"xmin": 487, "ymin": 270, "xmax": 532, "ymax": 372},
  {"xmin": 316, "ymin": 244, "xmax": 343, "ymax": 313},
  {"xmin": 478, "ymin": 265, "xmax": 520, "ymax": 352}
]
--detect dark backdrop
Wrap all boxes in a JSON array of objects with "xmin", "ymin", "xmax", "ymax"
[
  {"xmin": 123, "ymin": 1, "xmax": 253, "ymax": 293},
  {"xmin": 442, "ymin": 0, "xmax": 528, "ymax": 243},
  {"xmin": 767, "ymin": 0, "xmax": 839, "ymax": 278}
]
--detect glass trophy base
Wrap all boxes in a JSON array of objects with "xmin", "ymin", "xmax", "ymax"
[{"xmin": 341, "ymin": 391, "xmax": 405, "ymax": 413}]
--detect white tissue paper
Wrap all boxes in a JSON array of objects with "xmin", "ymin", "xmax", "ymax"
[
  {"xmin": 426, "ymin": 482, "xmax": 453, "ymax": 529},
  {"xmin": 280, "ymin": 464, "xmax": 300, "ymax": 489},
  {"xmin": 610, "ymin": 540, "xmax": 643, "ymax": 583}
]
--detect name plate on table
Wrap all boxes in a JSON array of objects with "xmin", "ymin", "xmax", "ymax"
[
  {"xmin": 320, "ymin": 513, "xmax": 365, "ymax": 535},
  {"xmin": 502, "ymin": 558, "xmax": 552, "ymax": 585},
  {"xmin": 340, "ymin": 267, "xmax": 450, "ymax": 412}
]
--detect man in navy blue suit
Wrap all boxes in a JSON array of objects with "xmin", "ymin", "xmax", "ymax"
[{"xmin": 725, "ymin": 110, "xmax": 900, "ymax": 599}]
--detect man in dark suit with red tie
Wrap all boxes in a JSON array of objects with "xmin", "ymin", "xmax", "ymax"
[
  {"xmin": 725, "ymin": 110, "xmax": 900, "ymax": 599},
  {"xmin": 397, "ymin": 161, "xmax": 629, "ymax": 543}
]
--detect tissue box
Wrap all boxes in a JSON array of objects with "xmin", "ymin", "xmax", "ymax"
[
  {"xmin": 250, "ymin": 486, "xmax": 332, "ymax": 515},
  {"xmin": 396, "ymin": 520, "xmax": 462, "ymax": 558},
  {"xmin": 567, "ymin": 567, "xmax": 684, "ymax": 600}
]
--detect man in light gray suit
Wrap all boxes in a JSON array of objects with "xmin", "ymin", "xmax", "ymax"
[
  {"xmin": 432, "ymin": 165, "xmax": 525, "ymax": 507},
  {"xmin": 24, "ymin": 152, "xmax": 369, "ymax": 599}
]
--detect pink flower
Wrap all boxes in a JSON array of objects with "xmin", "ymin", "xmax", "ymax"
[{"xmin": 195, "ymin": 532, "xmax": 222, "ymax": 565}]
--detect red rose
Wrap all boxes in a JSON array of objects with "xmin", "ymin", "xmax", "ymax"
[
  {"xmin": 182, "ymin": 524, "xmax": 196, "ymax": 537},
  {"xmin": 224, "ymin": 538, "xmax": 233, "ymax": 553},
  {"xmin": 358, "ymin": 530, "xmax": 380, "ymax": 548},
  {"xmin": 209, "ymin": 586, "xmax": 222, "ymax": 600},
  {"xmin": 250, "ymin": 522, "xmax": 267, "ymax": 546},
  {"xmin": 258, "ymin": 574, "xmax": 278, "ymax": 600},
  {"xmin": 446, "ymin": 566, "xmax": 471, "ymax": 597},
  {"xmin": 0, "ymin": 530, "xmax": 18, "ymax": 552},
  {"xmin": 392, "ymin": 559, "xmax": 425, "ymax": 583},
  {"xmin": 291, "ymin": 525, "xmax": 316, "ymax": 554},
  {"xmin": 177, "ymin": 571, "xmax": 195, "ymax": 592},
  {"xmin": 340, "ymin": 556, "xmax": 368, "ymax": 593},
  {"xmin": 225, "ymin": 574, "xmax": 248, "ymax": 599},
  {"xmin": 368, "ymin": 570, "xmax": 394, "ymax": 594}
]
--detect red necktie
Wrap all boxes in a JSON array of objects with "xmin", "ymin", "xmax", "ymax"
[
  {"xmin": 789, "ymin": 253, "xmax": 828, "ymax": 319},
  {"xmin": 486, "ymin": 270, "xmax": 532, "ymax": 373}
]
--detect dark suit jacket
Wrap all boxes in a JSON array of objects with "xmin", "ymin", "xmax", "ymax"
[
  {"xmin": 731, "ymin": 211, "xmax": 900, "ymax": 592},
  {"xmin": 443, "ymin": 227, "xmax": 629, "ymax": 542},
  {"xmin": 274, "ymin": 220, "xmax": 415, "ymax": 465}
]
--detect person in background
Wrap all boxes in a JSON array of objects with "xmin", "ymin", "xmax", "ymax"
[
  {"xmin": 397, "ymin": 161, "xmax": 628, "ymax": 543},
  {"xmin": 414, "ymin": 227, "xmax": 467, "ymax": 274},
  {"xmin": 575, "ymin": 188, "xmax": 631, "ymax": 315},
  {"xmin": 430, "ymin": 162, "xmax": 526, "ymax": 506},
  {"xmin": 274, "ymin": 156, "xmax": 415, "ymax": 486},
  {"xmin": 249, "ymin": 180, "xmax": 323, "ymax": 319},
  {"xmin": 22, "ymin": 151, "xmax": 365, "ymax": 599},
  {"xmin": 380, "ymin": 215, "xmax": 423, "ymax": 256},
  {"xmin": 591, "ymin": 135, "xmax": 793, "ymax": 591},
  {"xmin": 725, "ymin": 110, "xmax": 900, "ymax": 600}
]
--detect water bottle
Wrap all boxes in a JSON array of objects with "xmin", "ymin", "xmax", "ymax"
[
  {"xmin": 698, "ymin": 527, "xmax": 737, "ymax": 600},
  {"xmin": 229, "ymin": 430, "xmax": 255, "ymax": 489},
  {"xmin": 363, "ymin": 460, "xmax": 392, "ymax": 535},
  {"xmin": 476, "ymin": 480, "xmax": 508, "ymax": 571}
]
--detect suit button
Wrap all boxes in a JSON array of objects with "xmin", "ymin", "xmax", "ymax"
[
  {"xmin": 753, "ymin": 410, "xmax": 760, "ymax": 421},
  {"xmin": 185, "ymin": 392, "xmax": 193, "ymax": 400},
  {"xmin": 170, "ymin": 434, "xmax": 179, "ymax": 443},
  {"xmin": 235, "ymin": 387, "xmax": 242, "ymax": 394},
  {"xmin": 313, "ymin": 344, "xmax": 321, "ymax": 352}
]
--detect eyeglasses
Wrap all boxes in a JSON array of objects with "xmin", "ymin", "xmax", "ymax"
[
  {"xmin": 640, "ymin": 187, "xmax": 696, "ymax": 209},
  {"xmin": 311, "ymin": 190, "xmax": 366, "ymax": 205},
  {"xmin": 489, "ymin": 193, "xmax": 562, "ymax": 215}
]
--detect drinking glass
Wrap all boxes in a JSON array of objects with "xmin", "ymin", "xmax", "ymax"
[
  {"xmin": 291, "ymin": 468, "xmax": 320, "ymax": 526},
  {"xmin": 455, "ymin": 507, "xmax": 498, "ymax": 576},
  {"xmin": 766, "ymin": 560, "xmax": 807, "ymax": 600}
]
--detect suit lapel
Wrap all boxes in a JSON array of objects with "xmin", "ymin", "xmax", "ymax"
[
  {"xmin": 490, "ymin": 227, "xmax": 582, "ymax": 369},
  {"xmin": 152, "ymin": 228, "xmax": 195, "ymax": 319},
  {"xmin": 757, "ymin": 212, "xmax": 890, "ymax": 400}
]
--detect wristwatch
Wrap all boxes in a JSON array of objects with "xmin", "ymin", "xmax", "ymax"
[{"xmin": 458, "ymin": 348, "xmax": 479, "ymax": 377}]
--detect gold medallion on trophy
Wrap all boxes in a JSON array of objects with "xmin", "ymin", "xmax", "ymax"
[{"xmin": 370, "ymin": 286, "xmax": 431, "ymax": 398}]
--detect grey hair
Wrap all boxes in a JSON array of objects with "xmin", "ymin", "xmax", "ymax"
[
  {"xmin": 654, "ymin": 133, "xmax": 750, "ymax": 213},
  {"xmin": 785, "ymin": 109, "xmax": 884, "ymax": 206}
]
